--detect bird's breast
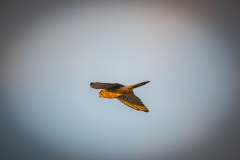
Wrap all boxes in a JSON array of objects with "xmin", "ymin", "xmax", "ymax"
[{"xmin": 100, "ymin": 90, "xmax": 123, "ymax": 98}]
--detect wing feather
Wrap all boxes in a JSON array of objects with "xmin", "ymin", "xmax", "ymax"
[
  {"xmin": 90, "ymin": 82, "xmax": 124, "ymax": 91},
  {"xmin": 116, "ymin": 92, "xmax": 149, "ymax": 112}
]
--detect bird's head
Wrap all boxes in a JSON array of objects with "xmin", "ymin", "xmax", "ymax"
[{"xmin": 99, "ymin": 90, "xmax": 104, "ymax": 98}]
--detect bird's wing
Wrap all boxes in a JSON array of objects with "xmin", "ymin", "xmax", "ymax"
[
  {"xmin": 116, "ymin": 92, "xmax": 149, "ymax": 112},
  {"xmin": 90, "ymin": 82, "xmax": 125, "ymax": 91}
]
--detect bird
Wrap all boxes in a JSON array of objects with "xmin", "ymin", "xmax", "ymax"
[{"xmin": 90, "ymin": 81, "xmax": 150, "ymax": 112}]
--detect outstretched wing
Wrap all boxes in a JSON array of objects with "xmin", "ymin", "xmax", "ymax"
[
  {"xmin": 90, "ymin": 82, "xmax": 125, "ymax": 91},
  {"xmin": 116, "ymin": 92, "xmax": 149, "ymax": 112}
]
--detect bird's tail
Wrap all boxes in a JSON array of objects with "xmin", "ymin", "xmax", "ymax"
[{"xmin": 128, "ymin": 81, "xmax": 150, "ymax": 90}]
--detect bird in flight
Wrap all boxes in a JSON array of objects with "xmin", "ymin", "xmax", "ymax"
[{"xmin": 90, "ymin": 81, "xmax": 150, "ymax": 112}]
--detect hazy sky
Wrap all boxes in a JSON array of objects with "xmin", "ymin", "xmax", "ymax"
[{"xmin": 2, "ymin": 2, "xmax": 239, "ymax": 159}]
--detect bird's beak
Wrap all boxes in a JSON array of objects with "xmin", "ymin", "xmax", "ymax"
[{"xmin": 99, "ymin": 96, "xmax": 101, "ymax": 98}]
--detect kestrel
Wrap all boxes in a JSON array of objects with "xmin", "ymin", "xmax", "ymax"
[{"xmin": 90, "ymin": 81, "xmax": 150, "ymax": 112}]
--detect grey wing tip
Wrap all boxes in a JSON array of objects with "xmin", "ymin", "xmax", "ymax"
[
  {"xmin": 90, "ymin": 82, "xmax": 97, "ymax": 87},
  {"xmin": 138, "ymin": 109, "xmax": 149, "ymax": 112}
]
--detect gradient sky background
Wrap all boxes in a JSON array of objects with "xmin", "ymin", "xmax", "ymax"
[{"xmin": 1, "ymin": 1, "xmax": 240, "ymax": 160}]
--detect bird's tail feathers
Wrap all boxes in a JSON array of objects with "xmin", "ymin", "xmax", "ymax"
[{"xmin": 127, "ymin": 81, "xmax": 150, "ymax": 90}]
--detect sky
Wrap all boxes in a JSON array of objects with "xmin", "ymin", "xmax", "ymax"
[{"xmin": 1, "ymin": 2, "xmax": 240, "ymax": 160}]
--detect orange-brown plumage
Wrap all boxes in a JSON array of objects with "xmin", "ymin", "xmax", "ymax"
[
  {"xmin": 90, "ymin": 81, "xmax": 150, "ymax": 112},
  {"xmin": 99, "ymin": 89, "xmax": 123, "ymax": 98}
]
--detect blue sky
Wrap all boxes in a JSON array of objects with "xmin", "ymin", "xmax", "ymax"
[{"xmin": 3, "ymin": 2, "xmax": 238, "ymax": 159}]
